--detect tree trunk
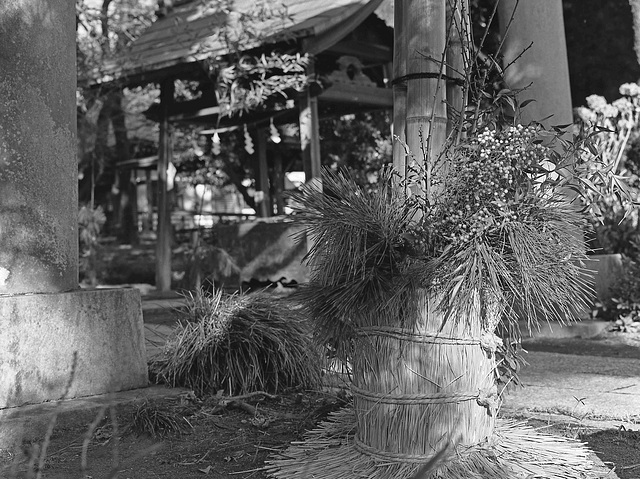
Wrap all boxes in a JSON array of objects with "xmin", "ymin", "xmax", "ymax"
[{"xmin": 109, "ymin": 90, "xmax": 139, "ymax": 245}]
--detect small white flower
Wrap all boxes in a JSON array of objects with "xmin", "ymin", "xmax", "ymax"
[
  {"xmin": 0, "ymin": 267, "xmax": 9, "ymax": 287},
  {"xmin": 612, "ymin": 97, "xmax": 633, "ymax": 113},
  {"xmin": 619, "ymin": 82, "xmax": 640, "ymax": 97},
  {"xmin": 576, "ymin": 106, "xmax": 597, "ymax": 124},
  {"xmin": 586, "ymin": 95, "xmax": 608, "ymax": 113}
]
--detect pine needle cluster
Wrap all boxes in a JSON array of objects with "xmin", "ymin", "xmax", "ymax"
[{"xmin": 293, "ymin": 125, "xmax": 598, "ymax": 355}]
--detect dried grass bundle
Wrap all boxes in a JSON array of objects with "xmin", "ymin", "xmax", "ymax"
[
  {"xmin": 266, "ymin": 408, "xmax": 592, "ymax": 479},
  {"xmin": 150, "ymin": 290, "xmax": 322, "ymax": 395}
]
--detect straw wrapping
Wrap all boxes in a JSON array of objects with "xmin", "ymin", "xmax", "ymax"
[
  {"xmin": 350, "ymin": 384, "xmax": 480, "ymax": 405},
  {"xmin": 357, "ymin": 326, "xmax": 481, "ymax": 345}
]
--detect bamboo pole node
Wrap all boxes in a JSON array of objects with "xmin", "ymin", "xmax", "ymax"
[
  {"xmin": 357, "ymin": 326, "xmax": 481, "ymax": 346},
  {"xmin": 352, "ymin": 436, "xmax": 447, "ymax": 464},
  {"xmin": 351, "ymin": 384, "xmax": 480, "ymax": 405},
  {"xmin": 391, "ymin": 72, "xmax": 465, "ymax": 86}
]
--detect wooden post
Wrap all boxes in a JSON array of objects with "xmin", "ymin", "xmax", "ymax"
[
  {"xmin": 156, "ymin": 78, "xmax": 174, "ymax": 292},
  {"xmin": 256, "ymin": 128, "xmax": 271, "ymax": 217},
  {"xmin": 299, "ymin": 62, "xmax": 322, "ymax": 182},
  {"xmin": 405, "ymin": 0, "xmax": 447, "ymax": 200},
  {"xmin": 145, "ymin": 169, "xmax": 153, "ymax": 233},
  {"xmin": 392, "ymin": 0, "xmax": 408, "ymax": 180},
  {"xmin": 273, "ymin": 149, "xmax": 285, "ymax": 215}
]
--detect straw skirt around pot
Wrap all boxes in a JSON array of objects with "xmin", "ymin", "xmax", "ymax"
[{"xmin": 267, "ymin": 289, "xmax": 594, "ymax": 479}]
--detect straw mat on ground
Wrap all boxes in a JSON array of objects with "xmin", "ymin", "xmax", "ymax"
[{"xmin": 266, "ymin": 407, "xmax": 593, "ymax": 479}]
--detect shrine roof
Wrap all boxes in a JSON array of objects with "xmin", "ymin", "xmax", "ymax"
[{"xmin": 86, "ymin": 0, "xmax": 388, "ymax": 87}]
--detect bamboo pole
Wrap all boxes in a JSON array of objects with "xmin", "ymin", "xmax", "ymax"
[
  {"xmin": 351, "ymin": 0, "xmax": 497, "ymax": 461},
  {"xmin": 446, "ymin": 0, "xmax": 470, "ymax": 139},
  {"xmin": 405, "ymin": 0, "xmax": 447, "ymax": 200},
  {"xmin": 392, "ymin": 1, "xmax": 408, "ymax": 180}
]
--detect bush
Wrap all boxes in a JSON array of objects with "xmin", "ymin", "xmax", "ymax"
[
  {"xmin": 592, "ymin": 256, "xmax": 640, "ymax": 326},
  {"xmin": 150, "ymin": 290, "xmax": 322, "ymax": 395}
]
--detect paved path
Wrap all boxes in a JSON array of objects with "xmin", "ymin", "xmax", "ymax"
[{"xmin": 503, "ymin": 350, "xmax": 640, "ymax": 426}]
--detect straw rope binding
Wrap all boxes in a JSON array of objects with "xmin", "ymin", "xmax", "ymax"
[
  {"xmin": 350, "ymin": 384, "xmax": 482, "ymax": 405},
  {"xmin": 357, "ymin": 326, "xmax": 481, "ymax": 345}
]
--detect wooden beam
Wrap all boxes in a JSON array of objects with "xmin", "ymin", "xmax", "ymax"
[
  {"xmin": 156, "ymin": 78, "xmax": 174, "ymax": 292},
  {"xmin": 327, "ymin": 40, "xmax": 393, "ymax": 64},
  {"xmin": 319, "ymin": 84, "xmax": 393, "ymax": 108},
  {"xmin": 144, "ymin": 96, "xmax": 219, "ymax": 122}
]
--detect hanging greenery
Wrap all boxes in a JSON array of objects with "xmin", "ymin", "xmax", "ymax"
[{"xmin": 214, "ymin": 52, "xmax": 310, "ymax": 117}]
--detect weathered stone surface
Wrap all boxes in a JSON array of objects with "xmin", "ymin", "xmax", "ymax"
[
  {"xmin": 0, "ymin": 288, "xmax": 148, "ymax": 409},
  {"xmin": 0, "ymin": 0, "xmax": 78, "ymax": 293}
]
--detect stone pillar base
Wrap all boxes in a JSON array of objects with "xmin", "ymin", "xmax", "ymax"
[{"xmin": 0, "ymin": 288, "xmax": 148, "ymax": 409}]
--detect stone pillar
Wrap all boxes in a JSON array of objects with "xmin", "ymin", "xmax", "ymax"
[
  {"xmin": 498, "ymin": 0, "xmax": 573, "ymax": 126},
  {"xmin": 0, "ymin": 0, "xmax": 78, "ymax": 293},
  {"xmin": 0, "ymin": 1, "xmax": 148, "ymax": 437}
]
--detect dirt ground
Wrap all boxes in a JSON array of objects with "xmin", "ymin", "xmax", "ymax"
[
  {"xmin": 5, "ymin": 314, "xmax": 633, "ymax": 478},
  {"xmin": 4, "ymin": 387, "xmax": 639, "ymax": 479},
  {"xmin": 2, "ymin": 390, "xmax": 345, "ymax": 479},
  {"xmin": 35, "ymin": 241, "xmax": 639, "ymax": 478}
]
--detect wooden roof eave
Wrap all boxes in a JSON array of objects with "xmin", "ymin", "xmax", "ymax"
[
  {"xmin": 82, "ymin": 1, "xmax": 384, "ymax": 90},
  {"xmin": 156, "ymin": 81, "xmax": 392, "ymax": 128}
]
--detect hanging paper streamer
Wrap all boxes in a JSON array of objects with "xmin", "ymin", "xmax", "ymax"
[
  {"xmin": 244, "ymin": 125, "xmax": 254, "ymax": 155},
  {"xmin": 212, "ymin": 131, "xmax": 221, "ymax": 156},
  {"xmin": 269, "ymin": 118, "xmax": 281, "ymax": 144}
]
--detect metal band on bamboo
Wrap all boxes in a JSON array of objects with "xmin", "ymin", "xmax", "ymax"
[
  {"xmin": 352, "ymin": 436, "xmax": 446, "ymax": 464},
  {"xmin": 351, "ymin": 384, "xmax": 479, "ymax": 405},
  {"xmin": 356, "ymin": 326, "xmax": 481, "ymax": 346}
]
